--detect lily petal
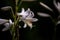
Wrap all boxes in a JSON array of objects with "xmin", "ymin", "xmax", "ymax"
[
  {"xmin": 2, "ymin": 19, "xmax": 13, "ymax": 31},
  {"xmin": 56, "ymin": 21, "xmax": 60, "ymax": 25},
  {"xmin": 2, "ymin": 23, "xmax": 10, "ymax": 31},
  {"xmin": 53, "ymin": 0, "xmax": 60, "ymax": 12},
  {"xmin": 25, "ymin": 8, "xmax": 34, "ymax": 17},
  {"xmin": 9, "ymin": 19, "xmax": 13, "ymax": 24},
  {"xmin": 26, "ymin": 21, "xmax": 32, "ymax": 29},
  {"xmin": 23, "ymin": 23, "xmax": 27, "ymax": 28},
  {"xmin": 17, "ymin": 8, "xmax": 29, "ymax": 19},
  {"xmin": 26, "ymin": 17, "xmax": 38, "ymax": 22},
  {"xmin": 37, "ymin": 12, "xmax": 50, "ymax": 17},
  {"xmin": 17, "ymin": 8, "xmax": 25, "ymax": 15},
  {"xmin": 31, "ymin": 18, "xmax": 38, "ymax": 22},
  {"xmin": 57, "ymin": 2, "xmax": 60, "ymax": 11},
  {"xmin": 2, "ymin": 27, "xmax": 9, "ymax": 31},
  {"xmin": 0, "ymin": 19, "xmax": 8, "ymax": 24},
  {"xmin": 40, "ymin": 2, "xmax": 53, "ymax": 11}
]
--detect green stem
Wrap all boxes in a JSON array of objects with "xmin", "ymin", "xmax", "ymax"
[
  {"xmin": 12, "ymin": 0, "xmax": 20, "ymax": 40},
  {"xmin": 11, "ymin": 0, "xmax": 22, "ymax": 40}
]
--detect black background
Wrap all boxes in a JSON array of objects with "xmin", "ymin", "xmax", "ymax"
[{"xmin": 0, "ymin": 0, "xmax": 60, "ymax": 40}]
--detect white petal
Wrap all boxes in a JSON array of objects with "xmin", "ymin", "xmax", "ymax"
[
  {"xmin": 17, "ymin": 8, "xmax": 25, "ymax": 15},
  {"xmin": 26, "ymin": 8, "xmax": 34, "ymax": 17},
  {"xmin": 26, "ymin": 17, "xmax": 38, "ymax": 22},
  {"xmin": 28, "ymin": 11, "xmax": 34, "ymax": 17},
  {"xmin": 2, "ymin": 22, "xmax": 13, "ymax": 31},
  {"xmin": 37, "ymin": 12, "xmax": 50, "ymax": 17},
  {"xmin": 53, "ymin": 0, "xmax": 60, "ymax": 12},
  {"xmin": 40, "ymin": 2, "xmax": 53, "ymax": 11},
  {"xmin": 25, "ymin": 17, "xmax": 33, "ymax": 20},
  {"xmin": 21, "ymin": 8, "xmax": 25, "ymax": 13},
  {"xmin": 23, "ymin": 20, "xmax": 33, "ymax": 29},
  {"xmin": 4, "ymin": 23, "xmax": 10, "ymax": 28},
  {"xmin": 26, "ymin": 22, "xmax": 32, "ymax": 29},
  {"xmin": 0, "ymin": 19, "xmax": 8, "ymax": 24},
  {"xmin": 2, "ymin": 23, "xmax": 10, "ymax": 31},
  {"xmin": 58, "ymin": 2, "xmax": 60, "ymax": 7},
  {"xmin": 57, "ymin": 2, "xmax": 60, "ymax": 11},
  {"xmin": 9, "ymin": 19, "xmax": 13, "ymax": 24},
  {"xmin": 2, "ymin": 19, "xmax": 13, "ymax": 31},
  {"xmin": 2, "ymin": 27, "xmax": 9, "ymax": 31},
  {"xmin": 31, "ymin": 18, "xmax": 38, "ymax": 22},
  {"xmin": 23, "ymin": 23, "xmax": 27, "ymax": 28},
  {"xmin": 17, "ymin": 13, "xmax": 21, "ymax": 15},
  {"xmin": 28, "ymin": 23, "xmax": 32, "ymax": 29},
  {"xmin": 17, "ymin": 12, "xmax": 29, "ymax": 20},
  {"xmin": 17, "ymin": 12, "xmax": 28, "ymax": 18},
  {"xmin": 27, "ymin": 8, "xmax": 30, "ymax": 11},
  {"xmin": 56, "ymin": 21, "xmax": 60, "ymax": 25}
]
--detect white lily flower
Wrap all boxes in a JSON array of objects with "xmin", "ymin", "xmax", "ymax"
[
  {"xmin": 37, "ymin": 12, "xmax": 51, "ymax": 17},
  {"xmin": 0, "ymin": 19, "xmax": 8, "ymax": 24},
  {"xmin": 17, "ymin": 8, "xmax": 38, "ymax": 29},
  {"xmin": 40, "ymin": 2, "xmax": 53, "ymax": 12},
  {"xmin": 2, "ymin": 19, "xmax": 14, "ymax": 31},
  {"xmin": 53, "ymin": 0, "xmax": 60, "ymax": 12},
  {"xmin": 20, "ymin": 8, "xmax": 38, "ymax": 29},
  {"xmin": 23, "ymin": 17, "xmax": 38, "ymax": 29}
]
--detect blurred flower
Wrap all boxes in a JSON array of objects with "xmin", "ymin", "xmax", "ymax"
[
  {"xmin": 53, "ymin": 0, "xmax": 60, "ymax": 25},
  {"xmin": 1, "ymin": 6, "xmax": 11, "ymax": 11},
  {"xmin": 53, "ymin": 0, "xmax": 60, "ymax": 12},
  {"xmin": 2, "ymin": 19, "xmax": 14, "ymax": 31},
  {"xmin": 37, "ymin": 12, "xmax": 51, "ymax": 17},
  {"xmin": 40, "ymin": 2, "xmax": 53, "ymax": 12},
  {"xmin": 0, "ymin": 19, "xmax": 8, "ymax": 24},
  {"xmin": 17, "ymin": 8, "xmax": 38, "ymax": 29},
  {"xmin": 56, "ymin": 21, "xmax": 60, "ymax": 25},
  {"xmin": 56, "ymin": 16, "xmax": 60, "ymax": 25}
]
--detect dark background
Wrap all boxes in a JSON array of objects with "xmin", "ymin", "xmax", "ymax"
[{"xmin": 0, "ymin": 0, "xmax": 60, "ymax": 40}]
